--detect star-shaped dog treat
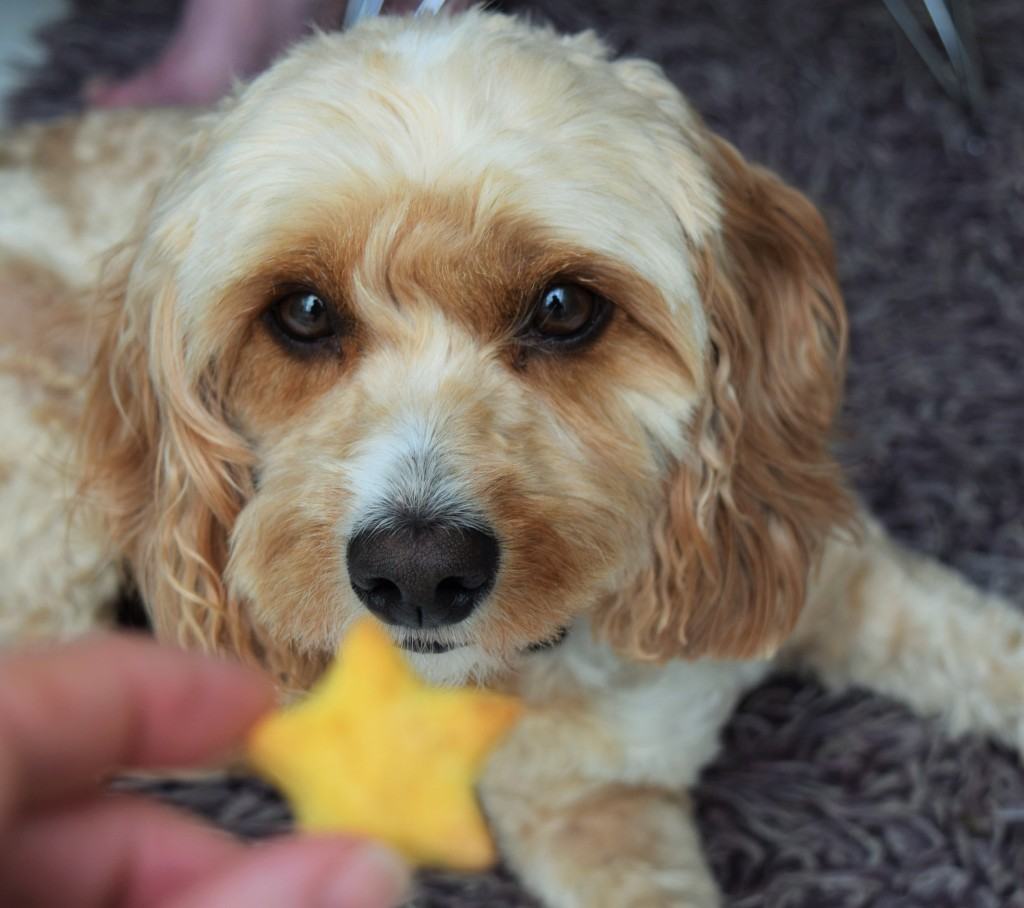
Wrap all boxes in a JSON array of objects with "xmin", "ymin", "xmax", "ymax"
[{"xmin": 247, "ymin": 619, "xmax": 523, "ymax": 870}]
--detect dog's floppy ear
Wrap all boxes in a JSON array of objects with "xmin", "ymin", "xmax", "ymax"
[
  {"xmin": 598, "ymin": 135, "xmax": 855, "ymax": 662},
  {"xmin": 80, "ymin": 241, "xmax": 248, "ymax": 651},
  {"xmin": 79, "ymin": 232, "xmax": 318, "ymax": 688}
]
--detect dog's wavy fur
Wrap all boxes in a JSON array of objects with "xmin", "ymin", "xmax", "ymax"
[
  {"xmin": 2, "ymin": 12, "xmax": 1022, "ymax": 906},
  {"xmin": 82, "ymin": 241, "xmax": 276, "ymax": 672},
  {"xmin": 597, "ymin": 139, "xmax": 855, "ymax": 663}
]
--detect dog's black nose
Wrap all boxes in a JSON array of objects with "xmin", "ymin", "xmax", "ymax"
[{"xmin": 346, "ymin": 524, "xmax": 500, "ymax": 629}]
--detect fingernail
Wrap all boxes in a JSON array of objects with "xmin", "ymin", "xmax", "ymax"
[{"xmin": 321, "ymin": 844, "xmax": 410, "ymax": 907}]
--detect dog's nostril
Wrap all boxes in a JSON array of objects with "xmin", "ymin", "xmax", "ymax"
[
  {"xmin": 438, "ymin": 575, "xmax": 483, "ymax": 593},
  {"xmin": 434, "ymin": 575, "xmax": 481, "ymax": 611},
  {"xmin": 352, "ymin": 575, "xmax": 395, "ymax": 595},
  {"xmin": 360, "ymin": 577, "xmax": 402, "ymax": 609}
]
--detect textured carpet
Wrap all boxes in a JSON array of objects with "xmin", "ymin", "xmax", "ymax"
[{"xmin": 8, "ymin": 1, "xmax": 1024, "ymax": 905}]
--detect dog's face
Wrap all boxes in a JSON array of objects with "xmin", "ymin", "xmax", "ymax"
[{"xmin": 84, "ymin": 13, "xmax": 851, "ymax": 687}]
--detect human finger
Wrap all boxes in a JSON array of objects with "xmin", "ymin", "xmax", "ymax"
[
  {"xmin": 0, "ymin": 794, "xmax": 244, "ymax": 908},
  {"xmin": 165, "ymin": 836, "xmax": 410, "ymax": 908},
  {"xmin": 0, "ymin": 635, "xmax": 274, "ymax": 817}
]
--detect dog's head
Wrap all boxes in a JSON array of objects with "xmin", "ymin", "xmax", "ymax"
[{"xmin": 83, "ymin": 12, "xmax": 852, "ymax": 687}]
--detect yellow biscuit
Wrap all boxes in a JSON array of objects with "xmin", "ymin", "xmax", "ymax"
[{"xmin": 247, "ymin": 619, "xmax": 523, "ymax": 870}]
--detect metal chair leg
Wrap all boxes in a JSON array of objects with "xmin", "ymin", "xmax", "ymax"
[{"xmin": 884, "ymin": 0, "xmax": 984, "ymax": 111}]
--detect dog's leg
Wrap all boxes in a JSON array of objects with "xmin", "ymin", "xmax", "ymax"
[
  {"xmin": 483, "ymin": 711, "xmax": 720, "ymax": 908},
  {"xmin": 0, "ymin": 369, "xmax": 121, "ymax": 647},
  {"xmin": 481, "ymin": 643, "xmax": 767, "ymax": 908},
  {"xmin": 785, "ymin": 512, "xmax": 1024, "ymax": 752},
  {"xmin": 0, "ymin": 112, "xmax": 187, "ymax": 647}
]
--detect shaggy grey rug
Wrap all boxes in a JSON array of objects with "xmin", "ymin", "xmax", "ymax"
[{"xmin": 8, "ymin": 1, "xmax": 1024, "ymax": 905}]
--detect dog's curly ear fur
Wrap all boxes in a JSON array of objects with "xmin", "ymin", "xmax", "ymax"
[
  {"xmin": 79, "ymin": 239, "xmax": 319, "ymax": 687},
  {"xmin": 80, "ymin": 244, "xmax": 247, "ymax": 648},
  {"xmin": 598, "ymin": 135, "xmax": 855, "ymax": 662}
]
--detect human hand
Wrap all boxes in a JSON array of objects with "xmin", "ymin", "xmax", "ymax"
[{"xmin": 0, "ymin": 635, "xmax": 409, "ymax": 907}]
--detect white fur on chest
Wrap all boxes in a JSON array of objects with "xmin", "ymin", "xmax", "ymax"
[{"xmin": 522, "ymin": 621, "xmax": 772, "ymax": 788}]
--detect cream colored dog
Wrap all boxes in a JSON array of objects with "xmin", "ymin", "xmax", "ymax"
[{"xmin": 2, "ymin": 12, "xmax": 1022, "ymax": 907}]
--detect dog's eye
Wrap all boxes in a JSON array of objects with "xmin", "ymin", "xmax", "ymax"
[
  {"xmin": 269, "ymin": 291, "xmax": 334, "ymax": 343},
  {"xmin": 526, "ymin": 283, "xmax": 609, "ymax": 347}
]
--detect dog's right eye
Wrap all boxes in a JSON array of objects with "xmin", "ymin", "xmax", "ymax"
[
  {"xmin": 268, "ymin": 291, "xmax": 335, "ymax": 344},
  {"xmin": 519, "ymin": 282, "xmax": 611, "ymax": 351}
]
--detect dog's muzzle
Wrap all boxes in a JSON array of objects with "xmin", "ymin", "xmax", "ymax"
[{"xmin": 346, "ymin": 522, "xmax": 500, "ymax": 629}]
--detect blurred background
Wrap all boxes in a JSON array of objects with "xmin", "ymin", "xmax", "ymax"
[
  {"xmin": 2, "ymin": 2, "xmax": 1023, "ymax": 906},
  {"xmin": 0, "ymin": 2, "xmax": 64, "ymax": 104}
]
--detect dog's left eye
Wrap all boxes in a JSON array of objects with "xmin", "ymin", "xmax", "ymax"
[
  {"xmin": 269, "ymin": 291, "xmax": 335, "ymax": 344},
  {"xmin": 525, "ymin": 283, "xmax": 609, "ymax": 346}
]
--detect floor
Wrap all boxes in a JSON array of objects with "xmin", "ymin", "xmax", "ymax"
[{"xmin": 0, "ymin": 0, "xmax": 67, "ymax": 122}]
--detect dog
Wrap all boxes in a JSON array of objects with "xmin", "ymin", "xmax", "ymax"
[{"xmin": 2, "ymin": 11, "xmax": 1022, "ymax": 906}]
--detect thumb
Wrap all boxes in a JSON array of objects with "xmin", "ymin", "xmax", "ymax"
[{"xmin": 165, "ymin": 836, "xmax": 410, "ymax": 908}]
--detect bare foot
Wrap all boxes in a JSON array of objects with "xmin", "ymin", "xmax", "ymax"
[
  {"xmin": 88, "ymin": 0, "xmax": 336, "ymax": 108},
  {"xmin": 88, "ymin": 0, "xmax": 472, "ymax": 109}
]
